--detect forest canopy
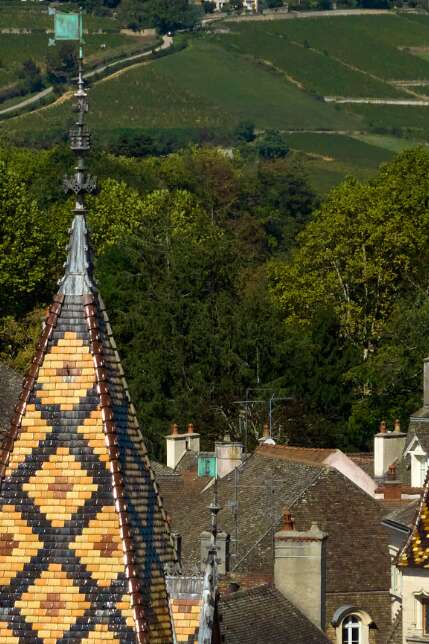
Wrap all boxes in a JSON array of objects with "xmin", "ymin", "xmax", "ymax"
[{"xmin": 1, "ymin": 144, "xmax": 428, "ymax": 458}]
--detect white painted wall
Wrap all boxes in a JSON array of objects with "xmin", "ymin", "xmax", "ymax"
[
  {"xmin": 324, "ymin": 450, "xmax": 377, "ymax": 497},
  {"xmin": 374, "ymin": 434, "xmax": 406, "ymax": 478},
  {"xmin": 402, "ymin": 568, "xmax": 429, "ymax": 644}
]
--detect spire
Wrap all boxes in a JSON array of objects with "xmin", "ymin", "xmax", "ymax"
[
  {"xmin": 198, "ymin": 481, "xmax": 220, "ymax": 644},
  {"xmin": 0, "ymin": 18, "xmax": 176, "ymax": 642},
  {"xmin": 59, "ymin": 49, "xmax": 96, "ymax": 296}
]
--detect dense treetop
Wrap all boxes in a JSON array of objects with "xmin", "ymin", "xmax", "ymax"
[{"xmin": 1, "ymin": 143, "xmax": 428, "ymax": 457}]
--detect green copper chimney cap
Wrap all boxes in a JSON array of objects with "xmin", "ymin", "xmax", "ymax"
[{"xmin": 198, "ymin": 455, "xmax": 217, "ymax": 478}]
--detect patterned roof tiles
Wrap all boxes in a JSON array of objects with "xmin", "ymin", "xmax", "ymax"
[
  {"xmin": 398, "ymin": 469, "xmax": 429, "ymax": 567},
  {"xmin": 0, "ymin": 286, "xmax": 177, "ymax": 643}
]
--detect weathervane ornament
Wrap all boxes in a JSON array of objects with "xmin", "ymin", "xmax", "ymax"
[{"xmin": 49, "ymin": 9, "xmax": 97, "ymax": 210}]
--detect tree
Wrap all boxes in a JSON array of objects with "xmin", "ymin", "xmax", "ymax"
[
  {"xmin": 234, "ymin": 120, "xmax": 256, "ymax": 143},
  {"xmin": 0, "ymin": 161, "xmax": 61, "ymax": 316},
  {"xmin": 18, "ymin": 59, "xmax": 44, "ymax": 93},
  {"xmin": 121, "ymin": 0, "xmax": 201, "ymax": 32},
  {"xmin": 203, "ymin": 1, "xmax": 217, "ymax": 12},
  {"xmin": 46, "ymin": 43, "xmax": 78, "ymax": 85},
  {"xmin": 269, "ymin": 148, "xmax": 429, "ymax": 357},
  {"xmin": 257, "ymin": 130, "xmax": 290, "ymax": 160}
]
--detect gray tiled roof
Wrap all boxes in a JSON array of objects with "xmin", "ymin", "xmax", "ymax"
[
  {"xmin": 158, "ymin": 451, "xmax": 324, "ymax": 575},
  {"xmin": 383, "ymin": 500, "xmax": 418, "ymax": 531},
  {"xmin": 219, "ymin": 585, "xmax": 330, "ymax": 643}
]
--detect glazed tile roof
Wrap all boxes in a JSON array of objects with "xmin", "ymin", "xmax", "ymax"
[
  {"xmin": 0, "ymin": 290, "xmax": 176, "ymax": 642},
  {"xmin": 219, "ymin": 585, "xmax": 330, "ymax": 643},
  {"xmin": 167, "ymin": 577, "xmax": 203, "ymax": 644},
  {"xmin": 398, "ymin": 468, "xmax": 429, "ymax": 567},
  {"xmin": 0, "ymin": 75, "xmax": 176, "ymax": 644}
]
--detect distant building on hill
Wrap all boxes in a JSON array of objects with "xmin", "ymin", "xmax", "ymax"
[{"xmin": 200, "ymin": 0, "xmax": 259, "ymax": 13}]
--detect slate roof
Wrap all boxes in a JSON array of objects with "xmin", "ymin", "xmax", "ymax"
[
  {"xmin": 383, "ymin": 500, "xmax": 417, "ymax": 532},
  {"xmin": 0, "ymin": 362, "xmax": 21, "ymax": 440},
  {"xmin": 159, "ymin": 448, "xmax": 390, "ymax": 597},
  {"xmin": 219, "ymin": 585, "xmax": 330, "ymax": 644},
  {"xmin": 409, "ymin": 421, "xmax": 429, "ymax": 454},
  {"xmin": 159, "ymin": 450, "xmax": 324, "ymax": 575}
]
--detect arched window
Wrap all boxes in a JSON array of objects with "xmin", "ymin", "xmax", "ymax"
[{"xmin": 342, "ymin": 615, "xmax": 361, "ymax": 644}]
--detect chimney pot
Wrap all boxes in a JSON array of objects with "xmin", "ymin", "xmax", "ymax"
[
  {"xmin": 394, "ymin": 419, "xmax": 401, "ymax": 433},
  {"xmin": 388, "ymin": 463, "xmax": 397, "ymax": 480},
  {"xmin": 281, "ymin": 510, "xmax": 295, "ymax": 531},
  {"xmin": 379, "ymin": 420, "xmax": 387, "ymax": 434},
  {"xmin": 171, "ymin": 423, "xmax": 179, "ymax": 436},
  {"xmin": 187, "ymin": 423, "xmax": 194, "ymax": 434}
]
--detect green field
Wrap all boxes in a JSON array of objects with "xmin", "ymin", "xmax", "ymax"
[
  {"xmin": 2, "ymin": 40, "xmax": 361, "ymax": 136},
  {"xmin": 4, "ymin": 12, "xmax": 429, "ymax": 192},
  {"xmin": 287, "ymin": 132, "xmax": 393, "ymax": 167},
  {"xmin": 0, "ymin": 2, "xmax": 117, "ymax": 30},
  {"xmin": 212, "ymin": 26, "xmax": 407, "ymax": 98},
  {"xmin": 0, "ymin": 33, "xmax": 154, "ymax": 87},
  {"xmin": 264, "ymin": 15, "xmax": 429, "ymax": 80}
]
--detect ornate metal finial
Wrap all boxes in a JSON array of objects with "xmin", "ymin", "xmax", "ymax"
[
  {"xmin": 64, "ymin": 47, "xmax": 97, "ymax": 201},
  {"xmin": 54, "ymin": 10, "xmax": 97, "ymax": 296},
  {"xmin": 198, "ymin": 478, "xmax": 220, "ymax": 644}
]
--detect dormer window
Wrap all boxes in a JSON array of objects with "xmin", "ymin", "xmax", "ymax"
[
  {"xmin": 413, "ymin": 453, "xmax": 428, "ymax": 488},
  {"xmin": 405, "ymin": 437, "xmax": 429, "ymax": 488},
  {"xmin": 342, "ymin": 615, "xmax": 361, "ymax": 644},
  {"xmin": 332, "ymin": 607, "xmax": 372, "ymax": 644}
]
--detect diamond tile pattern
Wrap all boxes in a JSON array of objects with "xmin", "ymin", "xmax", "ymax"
[
  {"xmin": 0, "ymin": 294, "xmax": 175, "ymax": 642},
  {"xmin": 170, "ymin": 598, "xmax": 201, "ymax": 644},
  {"xmin": 399, "ymin": 478, "xmax": 429, "ymax": 568}
]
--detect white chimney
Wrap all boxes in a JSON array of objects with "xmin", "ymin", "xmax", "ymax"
[
  {"xmin": 274, "ymin": 511, "xmax": 327, "ymax": 629},
  {"xmin": 374, "ymin": 420, "xmax": 406, "ymax": 479},
  {"xmin": 185, "ymin": 423, "xmax": 200, "ymax": 454},
  {"xmin": 215, "ymin": 434, "xmax": 243, "ymax": 478},
  {"xmin": 166, "ymin": 423, "xmax": 200, "ymax": 470}
]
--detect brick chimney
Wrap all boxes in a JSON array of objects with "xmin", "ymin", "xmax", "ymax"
[
  {"xmin": 274, "ymin": 511, "xmax": 327, "ymax": 629},
  {"xmin": 374, "ymin": 420, "xmax": 406, "ymax": 479},
  {"xmin": 376, "ymin": 463, "xmax": 402, "ymax": 500},
  {"xmin": 215, "ymin": 434, "xmax": 243, "ymax": 478}
]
